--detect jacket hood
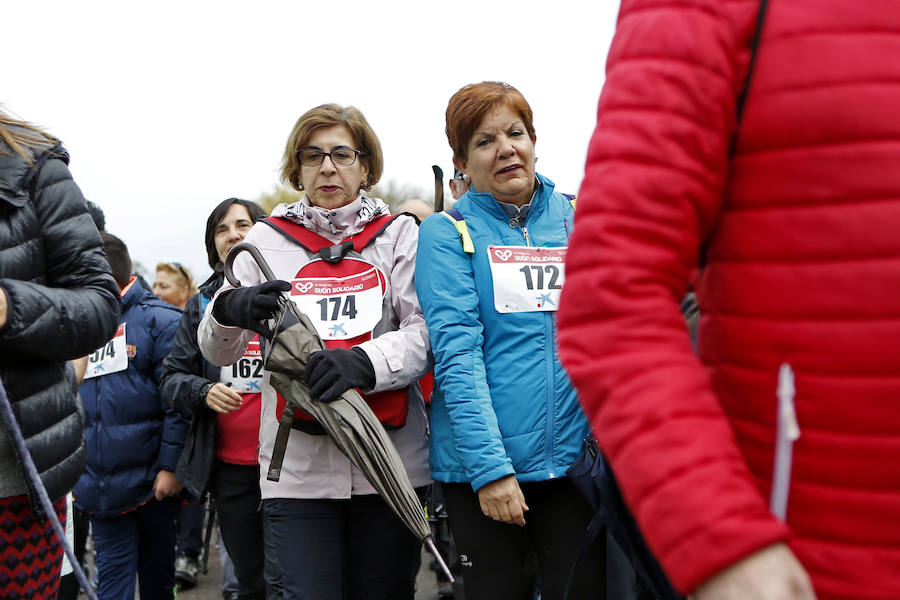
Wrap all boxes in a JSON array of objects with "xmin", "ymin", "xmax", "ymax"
[
  {"xmin": 0, "ymin": 141, "xmax": 68, "ymax": 208},
  {"xmin": 270, "ymin": 194, "xmax": 390, "ymax": 242},
  {"xmin": 122, "ymin": 277, "xmax": 180, "ymax": 313}
]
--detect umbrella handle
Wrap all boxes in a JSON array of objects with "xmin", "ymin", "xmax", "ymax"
[
  {"xmin": 223, "ymin": 242, "xmax": 279, "ymax": 287},
  {"xmin": 432, "ymin": 165, "xmax": 444, "ymax": 213}
]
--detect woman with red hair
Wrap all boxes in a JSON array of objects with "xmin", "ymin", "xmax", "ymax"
[{"xmin": 416, "ymin": 82, "xmax": 604, "ymax": 600}]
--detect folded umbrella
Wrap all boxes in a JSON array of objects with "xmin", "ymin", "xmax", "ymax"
[{"xmin": 223, "ymin": 242, "xmax": 453, "ymax": 582}]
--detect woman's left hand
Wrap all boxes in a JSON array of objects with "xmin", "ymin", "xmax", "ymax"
[
  {"xmin": 304, "ymin": 347, "xmax": 375, "ymax": 402},
  {"xmin": 477, "ymin": 474, "xmax": 529, "ymax": 526}
]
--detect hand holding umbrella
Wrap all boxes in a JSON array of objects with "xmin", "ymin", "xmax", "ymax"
[{"xmin": 223, "ymin": 241, "xmax": 454, "ymax": 583}]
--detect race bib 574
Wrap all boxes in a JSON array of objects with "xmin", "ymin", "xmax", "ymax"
[{"xmin": 84, "ymin": 323, "xmax": 128, "ymax": 379}]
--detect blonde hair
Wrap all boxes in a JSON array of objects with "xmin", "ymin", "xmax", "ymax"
[
  {"xmin": 156, "ymin": 262, "xmax": 198, "ymax": 296},
  {"xmin": 0, "ymin": 110, "xmax": 60, "ymax": 164},
  {"xmin": 280, "ymin": 103, "xmax": 383, "ymax": 192}
]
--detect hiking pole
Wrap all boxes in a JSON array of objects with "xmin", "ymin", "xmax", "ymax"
[
  {"xmin": 0, "ymin": 377, "xmax": 99, "ymax": 600},
  {"xmin": 201, "ymin": 494, "xmax": 216, "ymax": 575},
  {"xmin": 432, "ymin": 165, "xmax": 444, "ymax": 213}
]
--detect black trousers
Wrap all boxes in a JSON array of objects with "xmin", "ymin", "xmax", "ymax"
[
  {"xmin": 213, "ymin": 461, "xmax": 270, "ymax": 600},
  {"xmin": 442, "ymin": 477, "xmax": 606, "ymax": 600},
  {"xmin": 176, "ymin": 495, "xmax": 204, "ymax": 559},
  {"xmin": 262, "ymin": 488, "xmax": 426, "ymax": 600},
  {"xmin": 58, "ymin": 504, "xmax": 90, "ymax": 600}
]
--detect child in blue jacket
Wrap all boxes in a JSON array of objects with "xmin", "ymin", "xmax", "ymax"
[{"xmin": 74, "ymin": 232, "xmax": 188, "ymax": 600}]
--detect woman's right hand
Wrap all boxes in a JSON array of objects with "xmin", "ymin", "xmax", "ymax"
[
  {"xmin": 211, "ymin": 280, "xmax": 291, "ymax": 338},
  {"xmin": 693, "ymin": 543, "xmax": 816, "ymax": 600},
  {"xmin": 205, "ymin": 383, "xmax": 243, "ymax": 414},
  {"xmin": 477, "ymin": 474, "xmax": 529, "ymax": 527}
]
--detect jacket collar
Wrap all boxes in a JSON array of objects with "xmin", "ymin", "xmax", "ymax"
[
  {"xmin": 199, "ymin": 272, "xmax": 223, "ymax": 298},
  {"xmin": 462, "ymin": 172, "xmax": 556, "ymax": 223},
  {"xmin": 271, "ymin": 194, "xmax": 390, "ymax": 243},
  {"xmin": 121, "ymin": 277, "xmax": 154, "ymax": 310},
  {"xmin": 0, "ymin": 152, "xmax": 32, "ymax": 208},
  {"xmin": 0, "ymin": 141, "xmax": 68, "ymax": 208}
]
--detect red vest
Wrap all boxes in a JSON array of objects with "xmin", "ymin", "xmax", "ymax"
[{"xmin": 262, "ymin": 214, "xmax": 409, "ymax": 430}]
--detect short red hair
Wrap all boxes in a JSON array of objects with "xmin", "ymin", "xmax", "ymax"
[{"xmin": 445, "ymin": 81, "xmax": 535, "ymax": 164}]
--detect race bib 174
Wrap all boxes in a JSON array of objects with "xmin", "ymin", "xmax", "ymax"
[{"xmin": 290, "ymin": 262, "xmax": 386, "ymax": 340}]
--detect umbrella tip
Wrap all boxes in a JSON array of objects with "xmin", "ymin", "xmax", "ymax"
[{"xmin": 423, "ymin": 536, "xmax": 454, "ymax": 584}]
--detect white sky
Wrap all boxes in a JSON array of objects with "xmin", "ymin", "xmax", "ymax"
[{"xmin": 5, "ymin": 1, "xmax": 619, "ymax": 282}]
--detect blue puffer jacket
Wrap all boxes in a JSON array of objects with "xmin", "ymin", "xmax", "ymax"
[
  {"xmin": 74, "ymin": 281, "xmax": 187, "ymax": 516},
  {"xmin": 416, "ymin": 173, "xmax": 588, "ymax": 491}
]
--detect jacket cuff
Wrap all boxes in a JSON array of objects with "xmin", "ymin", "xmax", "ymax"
[
  {"xmin": 198, "ymin": 382, "xmax": 215, "ymax": 408},
  {"xmin": 666, "ymin": 512, "xmax": 790, "ymax": 593},
  {"xmin": 356, "ymin": 342, "xmax": 393, "ymax": 393},
  {"xmin": 470, "ymin": 464, "xmax": 516, "ymax": 494},
  {"xmin": 157, "ymin": 447, "xmax": 183, "ymax": 473}
]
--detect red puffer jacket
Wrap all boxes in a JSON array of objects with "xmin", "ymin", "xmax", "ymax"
[{"xmin": 558, "ymin": 1, "xmax": 900, "ymax": 598}]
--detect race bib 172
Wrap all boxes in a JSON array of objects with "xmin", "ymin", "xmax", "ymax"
[{"xmin": 488, "ymin": 246, "xmax": 566, "ymax": 313}]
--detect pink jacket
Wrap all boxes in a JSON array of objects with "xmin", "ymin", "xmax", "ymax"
[{"xmin": 199, "ymin": 196, "xmax": 431, "ymax": 500}]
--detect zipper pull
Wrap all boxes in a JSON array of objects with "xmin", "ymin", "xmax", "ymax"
[
  {"xmin": 522, "ymin": 225, "xmax": 531, "ymax": 246},
  {"xmin": 777, "ymin": 363, "xmax": 800, "ymax": 441},
  {"xmin": 509, "ymin": 205, "xmax": 524, "ymax": 229}
]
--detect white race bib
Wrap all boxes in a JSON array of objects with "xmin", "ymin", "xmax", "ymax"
[
  {"xmin": 290, "ymin": 260, "xmax": 386, "ymax": 340},
  {"xmin": 488, "ymin": 245, "xmax": 567, "ymax": 313},
  {"xmin": 84, "ymin": 323, "xmax": 128, "ymax": 379},
  {"xmin": 220, "ymin": 335, "xmax": 263, "ymax": 393}
]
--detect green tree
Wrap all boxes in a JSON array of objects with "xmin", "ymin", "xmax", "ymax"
[
  {"xmin": 256, "ymin": 185, "xmax": 305, "ymax": 215},
  {"xmin": 370, "ymin": 180, "xmax": 427, "ymax": 213}
]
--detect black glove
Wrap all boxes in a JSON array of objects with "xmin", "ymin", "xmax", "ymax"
[
  {"xmin": 304, "ymin": 347, "xmax": 376, "ymax": 403},
  {"xmin": 212, "ymin": 280, "xmax": 292, "ymax": 338}
]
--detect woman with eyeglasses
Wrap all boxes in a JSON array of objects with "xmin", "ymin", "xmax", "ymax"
[
  {"xmin": 197, "ymin": 104, "xmax": 430, "ymax": 600},
  {"xmin": 153, "ymin": 262, "xmax": 197, "ymax": 310},
  {"xmin": 415, "ymin": 81, "xmax": 605, "ymax": 600}
]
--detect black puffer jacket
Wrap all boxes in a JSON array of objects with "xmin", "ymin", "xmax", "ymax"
[
  {"xmin": 161, "ymin": 273, "xmax": 222, "ymax": 499},
  {"xmin": 0, "ymin": 138, "xmax": 121, "ymax": 504}
]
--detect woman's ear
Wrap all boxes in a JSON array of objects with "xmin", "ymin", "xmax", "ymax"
[{"xmin": 360, "ymin": 168, "xmax": 370, "ymax": 191}]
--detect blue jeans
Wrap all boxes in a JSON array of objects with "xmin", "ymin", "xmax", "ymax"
[
  {"xmin": 262, "ymin": 491, "xmax": 424, "ymax": 600},
  {"xmin": 90, "ymin": 497, "xmax": 180, "ymax": 600}
]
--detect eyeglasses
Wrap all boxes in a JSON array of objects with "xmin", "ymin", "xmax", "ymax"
[
  {"xmin": 296, "ymin": 146, "xmax": 364, "ymax": 167},
  {"xmin": 172, "ymin": 262, "xmax": 191, "ymax": 284}
]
